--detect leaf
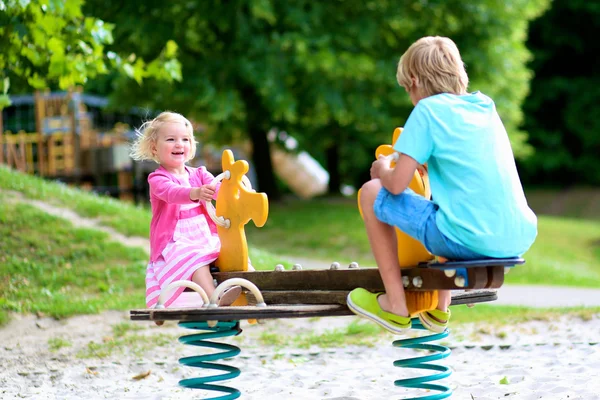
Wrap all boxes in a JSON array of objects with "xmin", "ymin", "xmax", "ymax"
[
  {"xmin": 27, "ymin": 74, "xmax": 47, "ymax": 89},
  {"xmin": 122, "ymin": 63, "xmax": 134, "ymax": 79},
  {"xmin": 499, "ymin": 376, "xmax": 510, "ymax": 385},
  {"xmin": 2, "ymin": 77, "xmax": 9, "ymax": 94},
  {"xmin": 0, "ymin": 94, "xmax": 12, "ymax": 110},
  {"xmin": 132, "ymin": 370, "xmax": 151, "ymax": 381},
  {"xmin": 47, "ymin": 38, "xmax": 65, "ymax": 55},
  {"xmin": 164, "ymin": 40, "xmax": 178, "ymax": 58}
]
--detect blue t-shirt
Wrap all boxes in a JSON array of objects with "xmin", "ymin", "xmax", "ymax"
[{"xmin": 394, "ymin": 92, "xmax": 537, "ymax": 258}]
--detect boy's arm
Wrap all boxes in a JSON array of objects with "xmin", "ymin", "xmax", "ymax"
[{"xmin": 371, "ymin": 153, "xmax": 418, "ymax": 195}]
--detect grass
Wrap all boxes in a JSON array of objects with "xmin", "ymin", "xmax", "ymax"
[
  {"xmin": 0, "ymin": 168, "xmax": 293, "ymax": 325},
  {"xmin": 247, "ymin": 198, "xmax": 600, "ymax": 288},
  {"xmin": 0, "ymin": 165, "xmax": 150, "ymax": 237},
  {"xmin": 48, "ymin": 337, "xmax": 72, "ymax": 352},
  {"xmin": 1, "ymin": 166, "xmax": 599, "ymax": 328},
  {"xmin": 247, "ymin": 197, "xmax": 371, "ymax": 264},
  {"xmin": 449, "ymin": 304, "xmax": 600, "ymax": 325},
  {"xmin": 507, "ymin": 216, "xmax": 600, "ymax": 287},
  {"xmin": 258, "ymin": 319, "xmax": 382, "ymax": 350},
  {"xmin": 250, "ymin": 305, "xmax": 600, "ymax": 349},
  {"xmin": 0, "ymin": 200, "xmax": 148, "ymax": 323}
]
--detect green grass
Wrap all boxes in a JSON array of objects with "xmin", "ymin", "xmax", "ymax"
[
  {"xmin": 258, "ymin": 319, "xmax": 383, "ymax": 349},
  {"xmin": 248, "ymin": 198, "xmax": 600, "ymax": 288},
  {"xmin": 48, "ymin": 337, "xmax": 72, "ymax": 352},
  {"xmin": 450, "ymin": 304, "xmax": 600, "ymax": 325},
  {"xmin": 252, "ymin": 305, "xmax": 600, "ymax": 349},
  {"xmin": 0, "ymin": 165, "xmax": 150, "ymax": 237},
  {"xmin": 0, "ymin": 200, "xmax": 148, "ymax": 323},
  {"xmin": 1, "ymin": 166, "xmax": 599, "ymax": 328},
  {"xmin": 246, "ymin": 198, "xmax": 371, "ymax": 263},
  {"xmin": 508, "ymin": 216, "xmax": 600, "ymax": 287}
]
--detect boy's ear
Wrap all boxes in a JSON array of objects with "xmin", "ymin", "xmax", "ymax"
[{"xmin": 412, "ymin": 76, "xmax": 420, "ymax": 87}]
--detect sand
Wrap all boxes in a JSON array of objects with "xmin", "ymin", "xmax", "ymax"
[{"xmin": 1, "ymin": 311, "xmax": 599, "ymax": 400}]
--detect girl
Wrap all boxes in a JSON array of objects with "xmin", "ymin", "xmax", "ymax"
[{"xmin": 130, "ymin": 111, "xmax": 241, "ymax": 314}]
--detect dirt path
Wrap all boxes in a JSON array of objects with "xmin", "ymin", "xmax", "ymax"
[{"xmin": 2, "ymin": 189, "xmax": 150, "ymax": 254}]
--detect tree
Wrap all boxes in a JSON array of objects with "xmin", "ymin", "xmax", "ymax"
[
  {"xmin": 0, "ymin": 0, "xmax": 181, "ymax": 109},
  {"xmin": 83, "ymin": 0, "xmax": 549, "ymax": 197},
  {"xmin": 519, "ymin": 0, "xmax": 600, "ymax": 186}
]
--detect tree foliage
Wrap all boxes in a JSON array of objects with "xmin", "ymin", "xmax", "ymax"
[
  {"xmin": 519, "ymin": 0, "xmax": 600, "ymax": 186},
  {"xmin": 83, "ymin": 0, "xmax": 549, "ymax": 196},
  {"xmin": 0, "ymin": 0, "xmax": 181, "ymax": 109}
]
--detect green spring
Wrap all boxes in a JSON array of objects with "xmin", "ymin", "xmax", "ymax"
[
  {"xmin": 177, "ymin": 320, "xmax": 242, "ymax": 400},
  {"xmin": 392, "ymin": 319, "xmax": 452, "ymax": 400}
]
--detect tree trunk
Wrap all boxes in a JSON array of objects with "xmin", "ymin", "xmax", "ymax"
[{"xmin": 242, "ymin": 86, "xmax": 280, "ymax": 200}]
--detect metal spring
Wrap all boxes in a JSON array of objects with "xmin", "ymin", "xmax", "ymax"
[
  {"xmin": 392, "ymin": 319, "xmax": 452, "ymax": 400},
  {"xmin": 178, "ymin": 320, "xmax": 242, "ymax": 400}
]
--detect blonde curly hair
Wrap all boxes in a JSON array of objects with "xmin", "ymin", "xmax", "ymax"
[
  {"xmin": 396, "ymin": 36, "xmax": 469, "ymax": 97},
  {"xmin": 130, "ymin": 111, "xmax": 197, "ymax": 163}
]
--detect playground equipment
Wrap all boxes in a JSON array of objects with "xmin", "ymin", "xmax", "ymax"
[
  {"xmin": 0, "ymin": 89, "xmax": 137, "ymax": 199},
  {"xmin": 130, "ymin": 137, "xmax": 524, "ymax": 399}
]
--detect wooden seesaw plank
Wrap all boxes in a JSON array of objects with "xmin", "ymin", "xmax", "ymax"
[
  {"xmin": 213, "ymin": 265, "xmax": 508, "ymax": 291},
  {"xmin": 129, "ymin": 289, "xmax": 497, "ymax": 322}
]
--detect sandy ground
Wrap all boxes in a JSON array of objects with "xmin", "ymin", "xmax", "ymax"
[
  {"xmin": 2, "ymin": 190, "xmax": 600, "ymax": 399},
  {"xmin": 1, "ymin": 311, "xmax": 599, "ymax": 400}
]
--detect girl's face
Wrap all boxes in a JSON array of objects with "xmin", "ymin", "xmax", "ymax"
[{"xmin": 152, "ymin": 122, "xmax": 192, "ymax": 174}]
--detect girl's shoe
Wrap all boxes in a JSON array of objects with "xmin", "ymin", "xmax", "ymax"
[
  {"xmin": 418, "ymin": 308, "xmax": 451, "ymax": 333},
  {"xmin": 346, "ymin": 288, "xmax": 411, "ymax": 334},
  {"xmin": 217, "ymin": 285, "xmax": 242, "ymax": 306}
]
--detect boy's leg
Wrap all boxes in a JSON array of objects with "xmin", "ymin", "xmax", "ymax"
[
  {"xmin": 359, "ymin": 179, "xmax": 409, "ymax": 318},
  {"xmin": 437, "ymin": 291, "xmax": 451, "ymax": 312}
]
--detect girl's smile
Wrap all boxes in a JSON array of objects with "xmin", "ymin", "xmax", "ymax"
[{"xmin": 153, "ymin": 122, "xmax": 193, "ymax": 175}]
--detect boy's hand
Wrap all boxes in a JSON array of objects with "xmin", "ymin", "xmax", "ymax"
[
  {"xmin": 370, "ymin": 155, "xmax": 392, "ymax": 179},
  {"xmin": 416, "ymin": 163, "xmax": 428, "ymax": 176}
]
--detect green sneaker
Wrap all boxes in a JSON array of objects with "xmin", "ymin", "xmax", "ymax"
[
  {"xmin": 346, "ymin": 288, "xmax": 411, "ymax": 334},
  {"xmin": 418, "ymin": 308, "xmax": 451, "ymax": 333}
]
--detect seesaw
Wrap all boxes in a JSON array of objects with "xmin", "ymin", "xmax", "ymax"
[{"xmin": 130, "ymin": 130, "xmax": 524, "ymax": 400}]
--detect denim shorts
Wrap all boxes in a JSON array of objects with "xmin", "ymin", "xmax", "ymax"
[{"xmin": 373, "ymin": 187, "xmax": 486, "ymax": 260}]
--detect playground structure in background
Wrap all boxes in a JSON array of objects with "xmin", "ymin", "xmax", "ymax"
[
  {"xmin": 1, "ymin": 90, "xmax": 330, "ymax": 202},
  {"xmin": 0, "ymin": 88, "xmax": 138, "ymax": 200}
]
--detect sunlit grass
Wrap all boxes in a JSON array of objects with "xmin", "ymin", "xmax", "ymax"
[
  {"xmin": 1, "ymin": 166, "xmax": 599, "ymax": 330},
  {"xmin": 0, "ymin": 165, "xmax": 150, "ymax": 237},
  {"xmin": 258, "ymin": 319, "xmax": 383, "ymax": 349},
  {"xmin": 248, "ymin": 198, "xmax": 600, "ymax": 288},
  {"xmin": 0, "ymin": 201, "xmax": 148, "ymax": 323}
]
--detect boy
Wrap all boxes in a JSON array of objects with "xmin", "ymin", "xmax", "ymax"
[{"xmin": 347, "ymin": 36, "xmax": 537, "ymax": 334}]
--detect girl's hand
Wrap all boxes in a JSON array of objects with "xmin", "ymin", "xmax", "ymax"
[{"xmin": 192, "ymin": 184, "xmax": 216, "ymax": 202}]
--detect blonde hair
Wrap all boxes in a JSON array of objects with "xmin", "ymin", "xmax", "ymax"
[
  {"xmin": 130, "ymin": 111, "xmax": 197, "ymax": 163},
  {"xmin": 396, "ymin": 36, "xmax": 469, "ymax": 97}
]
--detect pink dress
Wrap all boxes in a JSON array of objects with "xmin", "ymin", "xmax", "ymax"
[{"xmin": 145, "ymin": 175, "xmax": 221, "ymax": 308}]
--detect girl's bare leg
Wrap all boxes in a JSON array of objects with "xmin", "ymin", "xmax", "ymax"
[
  {"xmin": 154, "ymin": 266, "xmax": 215, "ymax": 326},
  {"xmin": 360, "ymin": 179, "xmax": 409, "ymax": 318},
  {"xmin": 192, "ymin": 266, "xmax": 215, "ymax": 298}
]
